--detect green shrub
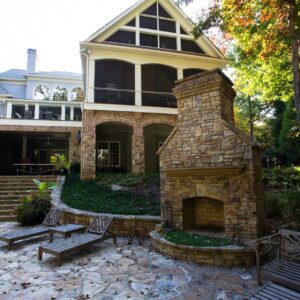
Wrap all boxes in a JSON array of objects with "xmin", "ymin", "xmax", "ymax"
[
  {"xmin": 16, "ymin": 191, "xmax": 51, "ymax": 226},
  {"xmin": 266, "ymin": 189, "xmax": 300, "ymax": 221}
]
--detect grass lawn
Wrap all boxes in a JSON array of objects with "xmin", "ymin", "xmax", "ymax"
[
  {"xmin": 61, "ymin": 174, "xmax": 160, "ymax": 216},
  {"xmin": 164, "ymin": 230, "xmax": 232, "ymax": 247}
]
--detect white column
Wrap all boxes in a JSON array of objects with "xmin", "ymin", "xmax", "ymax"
[
  {"xmin": 176, "ymin": 21, "xmax": 181, "ymax": 51},
  {"xmin": 135, "ymin": 15, "xmax": 140, "ymax": 46},
  {"xmin": 70, "ymin": 106, "xmax": 74, "ymax": 121},
  {"xmin": 61, "ymin": 105, "xmax": 66, "ymax": 121},
  {"xmin": 34, "ymin": 104, "xmax": 40, "ymax": 119},
  {"xmin": 6, "ymin": 102, "xmax": 12, "ymax": 118},
  {"xmin": 135, "ymin": 64, "xmax": 142, "ymax": 106},
  {"xmin": 22, "ymin": 134, "xmax": 27, "ymax": 158},
  {"xmin": 25, "ymin": 104, "xmax": 29, "ymax": 110},
  {"xmin": 87, "ymin": 58, "xmax": 95, "ymax": 103},
  {"xmin": 177, "ymin": 69, "xmax": 184, "ymax": 80}
]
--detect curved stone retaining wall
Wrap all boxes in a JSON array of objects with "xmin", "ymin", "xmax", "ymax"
[
  {"xmin": 150, "ymin": 231, "xmax": 255, "ymax": 267},
  {"xmin": 51, "ymin": 177, "xmax": 160, "ymax": 237}
]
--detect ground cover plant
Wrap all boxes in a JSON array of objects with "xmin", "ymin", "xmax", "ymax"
[
  {"xmin": 61, "ymin": 173, "xmax": 160, "ymax": 216},
  {"xmin": 164, "ymin": 230, "xmax": 231, "ymax": 247}
]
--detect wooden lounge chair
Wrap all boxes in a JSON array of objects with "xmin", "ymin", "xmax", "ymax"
[
  {"xmin": 0, "ymin": 208, "xmax": 64, "ymax": 250},
  {"xmin": 38, "ymin": 215, "xmax": 116, "ymax": 266},
  {"xmin": 250, "ymin": 229, "xmax": 300, "ymax": 292}
]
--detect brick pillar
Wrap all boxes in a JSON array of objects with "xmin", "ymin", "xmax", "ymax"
[
  {"xmin": 132, "ymin": 125, "xmax": 144, "ymax": 174},
  {"xmin": 81, "ymin": 111, "xmax": 96, "ymax": 180},
  {"xmin": 69, "ymin": 130, "xmax": 81, "ymax": 164}
]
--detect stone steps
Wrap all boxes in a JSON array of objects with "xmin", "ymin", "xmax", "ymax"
[{"xmin": 0, "ymin": 176, "xmax": 57, "ymax": 222}]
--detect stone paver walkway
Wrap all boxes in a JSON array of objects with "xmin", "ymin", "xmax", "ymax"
[{"xmin": 0, "ymin": 222, "xmax": 257, "ymax": 300}]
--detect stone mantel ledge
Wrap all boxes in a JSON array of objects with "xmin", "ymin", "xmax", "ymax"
[
  {"xmin": 150, "ymin": 231, "xmax": 255, "ymax": 267},
  {"xmin": 162, "ymin": 166, "xmax": 246, "ymax": 177},
  {"xmin": 51, "ymin": 176, "xmax": 161, "ymax": 222}
]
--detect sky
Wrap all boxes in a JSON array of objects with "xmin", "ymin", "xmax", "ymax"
[{"xmin": 0, "ymin": 0, "xmax": 209, "ymax": 74}]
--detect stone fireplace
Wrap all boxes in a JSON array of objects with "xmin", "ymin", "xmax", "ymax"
[{"xmin": 158, "ymin": 69, "xmax": 265, "ymax": 239}]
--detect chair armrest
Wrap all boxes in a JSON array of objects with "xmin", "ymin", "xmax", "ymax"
[{"xmin": 248, "ymin": 233, "xmax": 281, "ymax": 270}]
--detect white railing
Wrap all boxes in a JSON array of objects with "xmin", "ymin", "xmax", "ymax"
[{"xmin": 0, "ymin": 98, "xmax": 82, "ymax": 121}]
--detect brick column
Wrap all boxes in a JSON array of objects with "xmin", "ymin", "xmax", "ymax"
[
  {"xmin": 132, "ymin": 125, "xmax": 144, "ymax": 174},
  {"xmin": 81, "ymin": 111, "xmax": 96, "ymax": 180},
  {"xmin": 69, "ymin": 130, "xmax": 81, "ymax": 164}
]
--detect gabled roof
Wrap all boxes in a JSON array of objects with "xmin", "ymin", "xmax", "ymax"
[
  {"xmin": 0, "ymin": 69, "xmax": 82, "ymax": 80},
  {"xmin": 0, "ymin": 69, "xmax": 26, "ymax": 80},
  {"xmin": 85, "ymin": 0, "xmax": 225, "ymax": 59}
]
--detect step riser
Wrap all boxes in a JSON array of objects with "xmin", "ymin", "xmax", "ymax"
[
  {"xmin": 0, "ymin": 205, "xmax": 20, "ymax": 210},
  {"xmin": 0, "ymin": 201, "xmax": 22, "ymax": 205},
  {"xmin": 0, "ymin": 216, "xmax": 17, "ymax": 222},
  {"xmin": 0, "ymin": 210, "xmax": 16, "ymax": 216}
]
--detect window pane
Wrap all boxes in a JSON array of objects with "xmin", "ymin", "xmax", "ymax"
[
  {"xmin": 109, "ymin": 142, "xmax": 120, "ymax": 166},
  {"xmin": 106, "ymin": 30, "xmax": 136, "ymax": 45},
  {"xmin": 34, "ymin": 85, "xmax": 50, "ymax": 100},
  {"xmin": 97, "ymin": 142, "xmax": 109, "ymax": 167},
  {"xmin": 158, "ymin": 4, "xmax": 172, "ymax": 18},
  {"xmin": 140, "ymin": 16, "xmax": 157, "ymax": 30},
  {"xmin": 181, "ymin": 39, "xmax": 204, "ymax": 54},
  {"xmin": 159, "ymin": 19, "xmax": 176, "ymax": 32},
  {"xmin": 140, "ymin": 33, "xmax": 158, "ymax": 47},
  {"xmin": 125, "ymin": 19, "xmax": 136, "ymax": 27},
  {"xmin": 180, "ymin": 26, "xmax": 189, "ymax": 35},
  {"xmin": 160, "ymin": 36, "xmax": 177, "ymax": 50},
  {"xmin": 142, "ymin": 3, "xmax": 157, "ymax": 16},
  {"xmin": 53, "ymin": 86, "xmax": 68, "ymax": 101}
]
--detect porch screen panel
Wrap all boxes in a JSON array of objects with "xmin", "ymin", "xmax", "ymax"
[
  {"xmin": 94, "ymin": 60, "xmax": 135, "ymax": 105},
  {"xmin": 142, "ymin": 64, "xmax": 177, "ymax": 108}
]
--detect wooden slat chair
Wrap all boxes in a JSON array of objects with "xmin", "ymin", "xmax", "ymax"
[
  {"xmin": 38, "ymin": 215, "xmax": 116, "ymax": 266},
  {"xmin": 250, "ymin": 229, "xmax": 300, "ymax": 292},
  {"xmin": 0, "ymin": 208, "xmax": 64, "ymax": 250},
  {"xmin": 249, "ymin": 282, "xmax": 300, "ymax": 300}
]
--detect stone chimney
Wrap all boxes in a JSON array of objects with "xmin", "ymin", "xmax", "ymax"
[
  {"xmin": 27, "ymin": 48, "xmax": 37, "ymax": 73},
  {"xmin": 159, "ymin": 69, "xmax": 265, "ymax": 240}
]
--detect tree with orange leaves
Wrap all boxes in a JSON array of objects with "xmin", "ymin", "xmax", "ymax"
[{"xmin": 180, "ymin": 0, "xmax": 300, "ymax": 122}]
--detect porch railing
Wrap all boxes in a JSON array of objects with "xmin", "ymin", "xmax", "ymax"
[{"xmin": 0, "ymin": 98, "xmax": 82, "ymax": 121}]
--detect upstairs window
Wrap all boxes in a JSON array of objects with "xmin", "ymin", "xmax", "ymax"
[
  {"xmin": 142, "ymin": 3, "xmax": 157, "ymax": 16},
  {"xmin": 106, "ymin": 30, "xmax": 136, "ymax": 45},
  {"xmin": 140, "ymin": 16, "xmax": 157, "ymax": 30},
  {"xmin": 125, "ymin": 19, "xmax": 136, "ymax": 27},
  {"xmin": 53, "ymin": 86, "xmax": 68, "ymax": 101},
  {"xmin": 33, "ymin": 85, "xmax": 50, "ymax": 100},
  {"xmin": 160, "ymin": 36, "xmax": 176, "ymax": 50},
  {"xmin": 159, "ymin": 19, "xmax": 176, "ymax": 32},
  {"xmin": 181, "ymin": 39, "xmax": 205, "ymax": 54},
  {"xmin": 70, "ymin": 87, "xmax": 84, "ymax": 101},
  {"xmin": 140, "ymin": 33, "xmax": 158, "ymax": 47}
]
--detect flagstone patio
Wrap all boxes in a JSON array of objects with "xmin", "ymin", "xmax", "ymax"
[{"xmin": 0, "ymin": 222, "xmax": 257, "ymax": 300}]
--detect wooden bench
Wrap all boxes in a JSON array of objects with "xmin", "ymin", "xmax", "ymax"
[
  {"xmin": 250, "ymin": 229, "xmax": 300, "ymax": 292},
  {"xmin": 0, "ymin": 208, "xmax": 64, "ymax": 250},
  {"xmin": 249, "ymin": 282, "xmax": 300, "ymax": 300},
  {"xmin": 38, "ymin": 215, "xmax": 116, "ymax": 266}
]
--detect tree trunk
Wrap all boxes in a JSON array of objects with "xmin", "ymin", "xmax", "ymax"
[{"xmin": 288, "ymin": 1, "xmax": 300, "ymax": 122}]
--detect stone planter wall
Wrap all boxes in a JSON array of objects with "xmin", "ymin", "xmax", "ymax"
[
  {"xmin": 51, "ymin": 177, "xmax": 160, "ymax": 237},
  {"xmin": 62, "ymin": 210, "xmax": 160, "ymax": 237},
  {"xmin": 150, "ymin": 231, "xmax": 255, "ymax": 267}
]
